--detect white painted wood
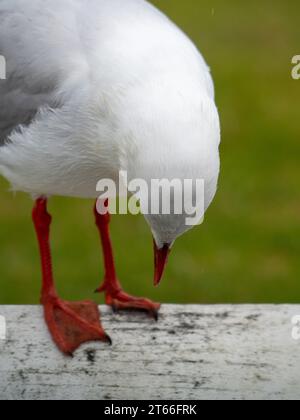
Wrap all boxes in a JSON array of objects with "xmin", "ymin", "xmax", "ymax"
[{"xmin": 0, "ymin": 305, "xmax": 300, "ymax": 400}]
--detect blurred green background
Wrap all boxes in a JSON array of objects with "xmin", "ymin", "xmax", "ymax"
[{"xmin": 1, "ymin": 0, "xmax": 300, "ymax": 304}]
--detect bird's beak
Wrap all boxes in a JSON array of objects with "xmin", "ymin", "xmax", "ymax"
[{"xmin": 153, "ymin": 240, "xmax": 171, "ymax": 287}]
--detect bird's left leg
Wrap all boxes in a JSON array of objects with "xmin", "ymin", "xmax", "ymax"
[
  {"xmin": 32, "ymin": 198, "xmax": 111, "ymax": 356},
  {"xmin": 94, "ymin": 201, "xmax": 161, "ymax": 320}
]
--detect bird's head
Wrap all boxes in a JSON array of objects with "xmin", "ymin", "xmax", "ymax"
[
  {"xmin": 132, "ymin": 168, "xmax": 218, "ymax": 286},
  {"xmin": 124, "ymin": 142, "xmax": 220, "ymax": 286}
]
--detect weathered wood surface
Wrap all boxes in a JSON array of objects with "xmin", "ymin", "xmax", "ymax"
[{"xmin": 0, "ymin": 305, "xmax": 300, "ymax": 400}]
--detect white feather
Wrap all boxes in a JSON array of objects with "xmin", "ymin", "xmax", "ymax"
[{"xmin": 0, "ymin": 0, "xmax": 220, "ymax": 244}]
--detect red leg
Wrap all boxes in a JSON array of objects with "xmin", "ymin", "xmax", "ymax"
[
  {"xmin": 94, "ymin": 200, "xmax": 161, "ymax": 320},
  {"xmin": 32, "ymin": 198, "xmax": 111, "ymax": 356}
]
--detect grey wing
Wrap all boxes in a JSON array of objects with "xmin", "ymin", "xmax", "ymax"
[
  {"xmin": 0, "ymin": 6, "xmax": 60, "ymax": 145},
  {"xmin": 0, "ymin": 53, "xmax": 59, "ymax": 145},
  {"xmin": 0, "ymin": 77, "xmax": 58, "ymax": 145}
]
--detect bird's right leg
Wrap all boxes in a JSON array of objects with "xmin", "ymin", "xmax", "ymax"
[
  {"xmin": 94, "ymin": 201, "xmax": 161, "ymax": 320},
  {"xmin": 32, "ymin": 198, "xmax": 111, "ymax": 356}
]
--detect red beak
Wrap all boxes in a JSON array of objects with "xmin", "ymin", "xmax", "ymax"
[{"xmin": 153, "ymin": 240, "xmax": 171, "ymax": 286}]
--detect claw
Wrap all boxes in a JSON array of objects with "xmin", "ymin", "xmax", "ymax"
[
  {"xmin": 95, "ymin": 284, "xmax": 105, "ymax": 294},
  {"xmin": 104, "ymin": 334, "xmax": 113, "ymax": 346},
  {"xmin": 153, "ymin": 310, "xmax": 159, "ymax": 322}
]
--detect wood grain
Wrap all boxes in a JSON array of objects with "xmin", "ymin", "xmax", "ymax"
[{"xmin": 0, "ymin": 305, "xmax": 300, "ymax": 400}]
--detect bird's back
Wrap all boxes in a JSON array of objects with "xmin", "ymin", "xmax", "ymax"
[{"xmin": 0, "ymin": 0, "xmax": 214, "ymax": 142}]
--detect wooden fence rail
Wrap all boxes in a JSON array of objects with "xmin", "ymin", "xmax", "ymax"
[{"xmin": 0, "ymin": 305, "xmax": 300, "ymax": 400}]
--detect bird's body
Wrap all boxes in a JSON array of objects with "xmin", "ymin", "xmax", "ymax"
[
  {"xmin": 0, "ymin": 0, "xmax": 219, "ymax": 201},
  {"xmin": 0, "ymin": 0, "xmax": 221, "ymax": 355}
]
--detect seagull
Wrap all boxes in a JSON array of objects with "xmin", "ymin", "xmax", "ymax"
[{"xmin": 0, "ymin": 0, "xmax": 220, "ymax": 355}]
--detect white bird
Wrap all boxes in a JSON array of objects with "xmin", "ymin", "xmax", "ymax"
[{"xmin": 0, "ymin": 0, "xmax": 220, "ymax": 355}]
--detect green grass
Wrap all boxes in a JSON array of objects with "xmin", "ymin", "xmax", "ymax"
[{"xmin": 1, "ymin": 0, "xmax": 300, "ymax": 304}]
